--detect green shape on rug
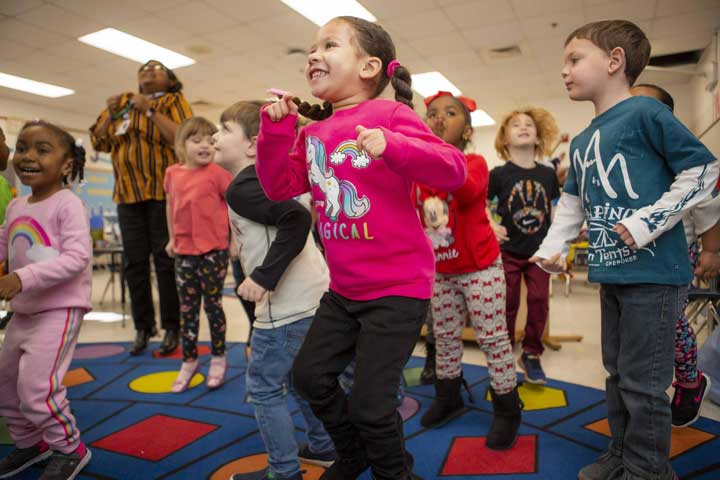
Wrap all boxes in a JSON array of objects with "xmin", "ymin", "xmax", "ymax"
[{"xmin": 403, "ymin": 367, "xmax": 423, "ymax": 387}]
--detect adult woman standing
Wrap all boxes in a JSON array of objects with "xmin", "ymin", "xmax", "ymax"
[{"xmin": 90, "ymin": 60, "xmax": 193, "ymax": 356}]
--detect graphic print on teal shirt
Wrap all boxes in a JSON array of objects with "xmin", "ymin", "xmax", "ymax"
[
  {"xmin": 564, "ymin": 96, "xmax": 714, "ymax": 285},
  {"xmin": 306, "ymin": 135, "xmax": 371, "ymax": 222}
]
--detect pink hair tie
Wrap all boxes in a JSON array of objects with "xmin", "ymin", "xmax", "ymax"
[{"xmin": 386, "ymin": 60, "xmax": 401, "ymax": 78}]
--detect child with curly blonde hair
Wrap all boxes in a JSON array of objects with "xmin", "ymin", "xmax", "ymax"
[{"xmin": 488, "ymin": 107, "xmax": 560, "ymax": 384}]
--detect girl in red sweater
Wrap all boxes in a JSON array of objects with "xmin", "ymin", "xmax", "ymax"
[{"xmin": 415, "ymin": 92, "xmax": 521, "ymax": 450}]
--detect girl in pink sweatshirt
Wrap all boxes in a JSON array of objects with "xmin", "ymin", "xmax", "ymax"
[
  {"xmin": 0, "ymin": 121, "xmax": 92, "ymax": 480},
  {"xmin": 256, "ymin": 16, "xmax": 466, "ymax": 480}
]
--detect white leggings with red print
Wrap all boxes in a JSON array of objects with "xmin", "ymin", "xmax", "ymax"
[{"xmin": 432, "ymin": 256, "xmax": 517, "ymax": 394}]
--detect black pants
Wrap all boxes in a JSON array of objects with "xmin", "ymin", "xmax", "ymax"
[
  {"xmin": 292, "ymin": 291, "xmax": 428, "ymax": 480},
  {"xmin": 117, "ymin": 200, "xmax": 179, "ymax": 333}
]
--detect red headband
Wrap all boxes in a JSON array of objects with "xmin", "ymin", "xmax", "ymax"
[{"xmin": 423, "ymin": 91, "xmax": 477, "ymax": 112}]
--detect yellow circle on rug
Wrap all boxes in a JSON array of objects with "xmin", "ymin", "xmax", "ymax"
[{"xmin": 129, "ymin": 371, "xmax": 205, "ymax": 393}]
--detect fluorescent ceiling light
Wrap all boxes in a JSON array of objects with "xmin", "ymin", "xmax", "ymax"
[
  {"xmin": 78, "ymin": 28, "xmax": 195, "ymax": 69},
  {"xmin": 0, "ymin": 72, "xmax": 74, "ymax": 98},
  {"xmin": 471, "ymin": 109, "xmax": 495, "ymax": 127},
  {"xmin": 281, "ymin": 0, "xmax": 376, "ymax": 26},
  {"xmin": 411, "ymin": 71, "xmax": 461, "ymax": 98}
]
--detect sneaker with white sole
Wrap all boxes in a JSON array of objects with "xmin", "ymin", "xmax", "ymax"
[
  {"xmin": 39, "ymin": 445, "xmax": 91, "ymax": 480},
  {"xmin": 298, "ymin": 443, "xmax": 337, "ymax": 468},
  {"xmin": 0, "ymin": 441, "xmax": 52, "ymax": 478}
]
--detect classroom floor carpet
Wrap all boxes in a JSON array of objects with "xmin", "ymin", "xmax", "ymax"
[{"xmin": 1, "ymin": 342, "xmax": 719, "ymax": 479}]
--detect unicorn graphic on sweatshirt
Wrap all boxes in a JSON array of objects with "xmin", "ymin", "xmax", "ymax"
[{"xmin": 306, "ymin": 136, "xmax": 370, "ymax": 222}]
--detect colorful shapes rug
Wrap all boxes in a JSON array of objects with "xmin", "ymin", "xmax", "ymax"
[{"xmin": 1, "ymin": 342, "xmax": 718, "ymax": 479}]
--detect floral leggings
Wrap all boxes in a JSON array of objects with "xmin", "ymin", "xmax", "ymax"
[
  {"xmin": 675, "ymin": 242, "xmax": 701, "ymax": 385},
  {"xmin": 175, "ymin": 249, "xmax": 229, "ymax": 361},
  {"xmin": 432, "ymin": 256, "xmax": 517, "ymax": 394}
]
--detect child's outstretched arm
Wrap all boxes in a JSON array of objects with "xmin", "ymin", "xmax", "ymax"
[
  {"xmin": 11, "ymin": 197, "xmax": 90, "ymax": 295},
  {"xmin": 256, "ymin": 94, "xmax": 311, "ymax": 202},
  {"xmin": 372, "ymin": 104, "xmax": 467, "ymax": 192},
  {"xmin": 529, "ymin": 192, "xmax": 586, "ymax": 273},
  {"xmin": 228, "ymin": 175, "xmax": 313, "ymax": 302}
]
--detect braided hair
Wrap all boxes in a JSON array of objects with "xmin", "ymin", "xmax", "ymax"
[
  {"xmin": 20, "ymin": 120, "xmax": 86, "ymax": 185},
  {"xmin": 296, "ymin": 16, "xmax": 413, "ymax": 121}
]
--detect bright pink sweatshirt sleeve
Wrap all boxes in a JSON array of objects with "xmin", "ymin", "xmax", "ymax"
[
  {"xmin": 256, "ymin": 109, "xmax": 311, "ymax": 201},
  {"xmin": 380, "ymin": 104, "xmax": 467, "ymax": 191},
  {"xmin": 14, "ymin": 196, "xmax": 91, "ymax": 292}
]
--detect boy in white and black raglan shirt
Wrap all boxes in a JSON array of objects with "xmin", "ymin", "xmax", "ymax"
[
  {"xmin": 532, "ymin": 21, "xmax": 718, "ymax": 480},
  {"xmin": 213, "ymin": 101, "xmax": 336, "ymax": 480}
]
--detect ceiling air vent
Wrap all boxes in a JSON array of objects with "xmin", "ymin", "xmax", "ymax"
[
  {"xmin": 648, "ymin": 49, "xmax": 704, "ymax": 67},
  {"xmin": 478, "ymin": 44, "xmax": 524, "ymax": 63}
]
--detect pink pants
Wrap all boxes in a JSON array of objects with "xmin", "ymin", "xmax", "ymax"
[
  {"xmin": 0, "ymin": 308, "xmax": 85, "ymax": 453},
  {"xmin": 432, "ymin": 257, "xmax": 517, "ymax": 394}
]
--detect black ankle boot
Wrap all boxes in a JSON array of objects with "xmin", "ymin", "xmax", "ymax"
[
  {"xmin": 420, "ymin": 342, "xmax": 436, "ymax": 385},
  {"xmin": 129, "ymin": 327, "xmax": 156, "ymax": 356},
  {"xmin": 319, "ymin": 452, "xmax": 368, "ymax": 480},
  {"xmin": 486, "ymin": 386, "xmax": 523, "ymax": 450},
  {"xmin": 421, "ymin": 376, "xmax": 466, "ymax": 428},
  {"xmin": 156, "ymin": 329, "xmax": 179, "ymax": 356}
]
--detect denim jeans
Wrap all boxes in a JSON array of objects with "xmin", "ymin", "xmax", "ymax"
[
  {"xmin": 246, "ymin": 317, "xmax": 334, "ymax": 479},
  {"xmin": 292, "ymin": 291, "xmax": 428, "ymax": 480},
  {"xmin": 600, "ymin": 283, "xmax": 686, "ymax": 480}
]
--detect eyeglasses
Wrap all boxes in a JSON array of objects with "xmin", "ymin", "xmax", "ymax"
[{"xmin": 139, "ymin": 63, "xmax": 166, "ymax": 73}]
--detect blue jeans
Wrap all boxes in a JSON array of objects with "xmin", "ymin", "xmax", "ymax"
[
  {"xmin": 246, "ymin": 317, "xmax": 334, "ymax": 479},
  {"xmin": 600, "ymin": 284, "xmax": 686, "ymax": 480}
]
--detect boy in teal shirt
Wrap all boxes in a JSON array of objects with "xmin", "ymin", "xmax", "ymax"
[{"xmin": 532, "ymin": 20, "xmax": 718, "ymax": 480}]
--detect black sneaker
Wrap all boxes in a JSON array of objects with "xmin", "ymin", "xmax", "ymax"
[
  {"xmin": 39, "ymin": 446, "xmax": 91, "ymax": 480},
  {"xmin": 518, "ymin": 352, "xmax": 547, "ymax": 385},
  {"xmin": 298, "ymin": 443, "xmax": 337, "ymax": 468},
  {"xmin": 672, "ymin": 372, "xmax": 711, "ymax": 427},
  {"xmin": 0, "ymin": 442, "xmax": 52, "ymax": 478},
  {"xmin": 319, "ymin": 453, "xmax": 368, "ymax": 480}
]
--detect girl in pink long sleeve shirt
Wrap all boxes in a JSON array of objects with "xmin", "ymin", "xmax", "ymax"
[
  {"xmin": 255, "ymin": 16, "xmax": 466, "ymax": 480},
  {"xmin": 0, "ymin": 121, "xmax": 92, "ymax": 480}
]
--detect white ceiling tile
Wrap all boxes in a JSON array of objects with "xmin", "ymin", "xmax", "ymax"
[
  {"xmin": 361, "ymin": 0, "xmax": 437, "ymax": 20},
  {"xmin": 511, "ymin": 0, "xmax": 580, "ymax": 18},
  {"xmin": 423, "ymin": 50, "xmax": 484, "ymax": 74},
  {"xmin": 139, "ymin": 0, "xmax": 193, "ymax": 12},
  {"xmin": 211, "ymin": 0, "xmax": 290, "ymax": 21},
  {"xmin": 47, "ymin": 0, "xmax": 148, "ymax": 24},
  {"xmin": 17, "ymin": 4, "xmax": 103, "ymax": 37},
  {"xmin": 115, "ymin": 16, "xmax": 194, "ymax": 46},
  {"xmin": 383, "ymin": 9, "xmax": 456, "ymax": 41},
  {"xmin": 521, "ymin": 11, "xmax": 584, "ymax": 39},
  {"xmin": 250, "ymin": 14, "xmax": 317, "ymax": 47},
  {"xmin": 649, "ymin": 32, "xmax": 715, "ymax": 56},
  {"xmin": 0, "ymin": 0, "xmax": 43, "ymax": 16},
  {"xmin": 584, "ymin": 0, "xmax": 658, "ymax": 23},
  {"xmin": 652, "ymin": 9, "xmax": 720, "ymax": 39},
  {"xmin": 161, "ymin": 2, "xmax": 236, "ymax": 35},
  {"xmin": 443, "ymin": 0, "xmax": 516, "ymax": 29},
  {"xmin": 409, "ymin": 32, "xmax": 473, "ymax": 58},
  {"xmin": 200, "ymin": 25, "xmax": 283, "ymax": 55},
  {"xmin": 0, "ymin": 38, "xmax": 38, "ymax": 61},
  {"xmin": 0, "ymin": 18, "xmax": 70, "ymax": 48},
  {"xmin": 656, "ymin": 0, "xmax": 720, "ymax": 16},
  {"xmin": 461, "ymin": 21, "xmax": 525, "ymax": 50}
]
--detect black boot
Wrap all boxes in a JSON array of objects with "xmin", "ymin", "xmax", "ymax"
[
  {"xmin": 486, "ymin": 386, "xmax": 523, "ymax": 450},
  {"xmin": 156, "ymin": 329, "xmax": 179, "ymax": 356},
  {"xmin": 319, "ymin": 451, "xmax": 368, "ymax": 480},
  {"xmin": 421, "ymin": 376, "xmax": 466, "ymax": 428},
  {"xmin": 129, "ymin": 327, "xmax": 157, "ymax": 356},
  {"xmin": 420, "ymin": 342, "xmax": 436, "ymax": 385}
]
